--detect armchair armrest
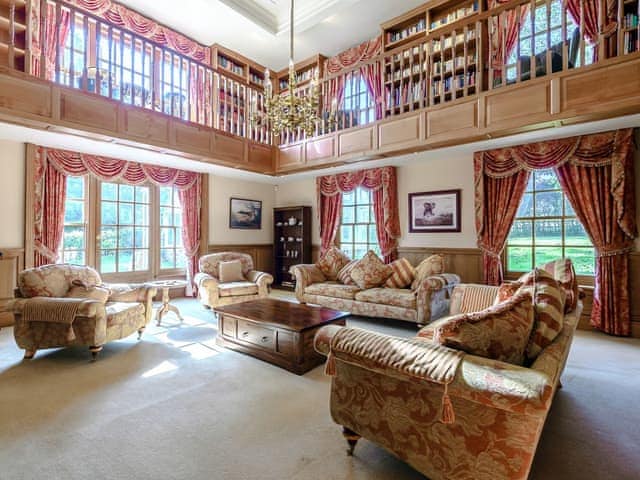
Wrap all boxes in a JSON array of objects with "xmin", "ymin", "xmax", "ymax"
[
  {"xmin": 106, "ymin": 284, "xmax": 157, "ymax": 303},
  {"xmin": 289, "ymin": 264, "xmax": 325, "ymax": 302},
  {"xmin": 415, "ymin": 273, "xmax": 461, "ymax": 324},
  {"xmin": 194, "ymin": 272, "xmax": 220, "ymax": 308},
  {"xmin": 10, "ymin": 297, "xmax": 104, "ymax": 318},
  {"xmin": 247, "ymin": 270, "xmax": 274, "ymax": 296}
]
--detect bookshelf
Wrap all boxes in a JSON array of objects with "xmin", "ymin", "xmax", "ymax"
[
  {"xmin": 0, "ymin": 0, "xmax": 27, "ymax": 72},
  {"xmin": 276, "ymin": 54, "xmax": 326, "ymax": 93},
  {"xmin": 381, "ymin": 5, "xmax": 428, "ymax": 51},
  {"xmin": 273, "ymin": 206, "xmax": 312, "ymax": 290},
  {"xmin": 429, "ymin": 0, "xmax": 479, "ymax": 32},
  {"xmin": 622, "ymin": 0, "xmax": 639, "ymax": 54}
]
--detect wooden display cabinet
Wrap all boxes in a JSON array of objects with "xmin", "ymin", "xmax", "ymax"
[
  {"xmin": 273, "ymin": 206, "xmax": 311, "ymax": 289},
  {"xmin": 0, "ymin": 0, "xmax": 28, "ymax": 72},
  {"xmin": 381, "ymin": 4, "xmax": 428, "ymax": 51},
  {"xmin": 275, "ymin": 54, "xmax": 326, "ymax": 93}
]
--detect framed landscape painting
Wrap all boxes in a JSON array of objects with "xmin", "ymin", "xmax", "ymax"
[
  {"xmin": 408, "ymin": 189, "xmax": 461, "ymax": 233},
  {"xmin": 229, "ymin": 197, "xmax": 262, "ymax": 229}
]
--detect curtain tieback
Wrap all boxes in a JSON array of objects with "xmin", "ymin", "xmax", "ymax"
[
  {"xmin": 596, "ymin": 245, "xmax": 634, "ymax": 258},
  {"xmin": 34, "ymin": 242, "xmax": 58, "ymax": 262},
  {"xmin": 478, "ymin": 246, "xmax": 502, "ymax": 259}
]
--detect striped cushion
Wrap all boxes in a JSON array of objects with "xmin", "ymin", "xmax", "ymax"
[
  {"xmin": 541, "ymin": 258, "xmax": 578, "ymax": 313},
  {"xmin": 384, "ymin": 258, "xmax": 416, "ymax": 288},
  {"xmin": 411, "ymin": 254, "xmax": 445, "ymax": 290},
  {"xmin": 449, "ymin": 284, "xmax": 499, "ymax": 315},
  {"xmin": 337, "ymin": 259, "xmax": 358, "ymax": 285},
  {"xmin": 516, "ymin": 269, "xmax": 567, "ymax": 361}
]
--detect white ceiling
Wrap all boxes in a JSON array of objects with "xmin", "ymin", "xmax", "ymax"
[{"xmin": 119, "ymin": 0, "xmax": 427, "ymax": 70}]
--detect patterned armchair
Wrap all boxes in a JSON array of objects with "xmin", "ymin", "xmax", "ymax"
[
  {"xmin": 194, "ymin": 252, "xmax": 273, "ymax": 309},
  {"xmin": 10, "ymin": 264, "xmax": 157, "ymax": 361}
]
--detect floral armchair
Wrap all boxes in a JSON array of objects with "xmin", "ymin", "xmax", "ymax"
[
  {"xmin": 194, "ymin": 252, "xmax": 273, "ymax": 309},
  {"xmin": 10, "ymin": 264, "xmax": 157, "ymax": 361}
]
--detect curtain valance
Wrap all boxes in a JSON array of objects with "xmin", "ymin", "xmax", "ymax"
[
  {"xmin": 325, "ymin": 36, "xmax": 382, "ymax": 75},
  {"xmin": 317, "ymin": 166, "xmax": 394, "ymax": 195},
  {"xmin": 43, "ymin": 147, "xmax": 200, "ymax": 191}
]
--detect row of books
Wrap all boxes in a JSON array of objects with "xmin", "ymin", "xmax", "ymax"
[
  {"xmin": 432, "ymin": 33, "xmax": 474, "ymax": 52},
  {"xmin": 387, "ymin": 18, "xmax": 427, "ymax": 44},
  {"xmin": 387, "ymin": 62, "xmax": 428, "ymax": 82},
  {"xmin": 433, "ymin": 55, "xmax": 476, "ymax": 75},
  {"xmin": 385, "ymin": 80, "xmax": 427, "ymax": 107},
  {"xmin": 623, "ymin": 31, "xmax": 639, "ymax": 54},
  {"xmin": 430, "ymin": 2, "xmax": 479, "ymax": 30},
  {"xmin": 278, "ymin": 67, "xmax": 319, "ymax": 90},
  {"xmin": 623, "ymin": 13, "xmax": 638, "ymax": 29},
  {"xmin": 218, "ymin": 90, "xmax": 246, "ymax": 108},
  {"xmin": 249, "ymin": 72, "xmax": 264, "ymax": 85},
  {"xmin": 218, "ymin": 55, "xmax": 244, "ymax": 77},
  {"xmin": 432, "ymin": 71, "xmax": 476, "ymax": 96}
]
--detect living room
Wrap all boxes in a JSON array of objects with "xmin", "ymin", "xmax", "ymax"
[{"xmin": 1, "ymin": 0, "xmax": 639, "ymax": 479}]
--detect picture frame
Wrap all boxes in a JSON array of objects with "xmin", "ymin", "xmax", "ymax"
[
  {"xmin": 229, "ymin": 197, "xmax": 262, "ymax": 229},
  {"xmin": 408, "ymin": 189, "xmax": 461, "ymax": 233}
]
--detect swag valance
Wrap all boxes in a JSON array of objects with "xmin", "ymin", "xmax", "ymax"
[
  {"xmin": 317, "ymin": 166, "xmax": 401, "ymax": 262},
  {"xmin": 325, "ymin": 36, "xmax": 382, "ymax": 75}
]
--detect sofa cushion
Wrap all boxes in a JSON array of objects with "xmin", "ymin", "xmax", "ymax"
[
  {"xmin": 349, "ymin": 251, "xmax": 393, "ymax": 289},
  {"xmin": 219, "ymin": 260, "xmax": 245, "ymax": 283},
  {"xmin": 337, "ymin": 259, "xmax": 358, "ymax": 285},
  {"xmin": 106, "ymin": 302, "xmax": 145, "ymax": 328},
  {"xmin": 516, "ymin": 269, "xmax": 567, "ymax": 360},
  {"xmin": 66, "ymin": 284, "xmax": 110, "ymax": 304},
  {"xmin": 411, "ymin": 254, "xmax": 445, "ymax": 290},
  {"xmin": 355, "ymin": 288, "xmax": 416, "ymax": 309},
  {"xmin": 493, "ymin": 281, "xmax": 522, "ymax": 305},
  {"xmin": 541, "ymin": 258, "xmax": 578, "ymax": 313},
  {"xmin": 449, "ymin": 284, "xmax": 499, "ymax": 314},
  {"xmin": 305, "ymin": 282, "xmax": 361, "ymax": 300},
  {"xmin": 433, "ymin": 293, "xmax": 535, "ymax": 365},
  {"xmin": 384, "ymin": 258, "xmax": 416, "ymax": 289},
  {"xmin": 219, "ymin": 282, "xmax": 259, "ymax": 297},
  {"xmin": 316, "ymin": 247, "xmax": 351, "ymax": 281}
]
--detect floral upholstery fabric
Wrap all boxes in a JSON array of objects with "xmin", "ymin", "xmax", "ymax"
[
  {"xmin": 305, "ymin": 282, "xmax": 361, "ymax": 300},
  {"xmin": 337, "ymin": 260, "xmax": 358, "ymax": 285},
  {"xmin": 218, "ymin": 282, "xmax": 260, "ymax": 297},
  {"xmin": 493, "ymin": 281, "xmax": 522, "ymax": 304},
  {"xmin": 303, "ymin": 294, "xmax": 417, "ymax": 323},
  {"xmin": 384, "ymin": 258, "xmax": 415, "ymax": 289},
  {"xmin": 411, "ymin": 254, "xmax": 445, "ymax": 290},
  {"xmin": 541, "ymin": 258, "xmax": 579, "ymax": 313},
  {"xmin": 354, "ymin": 288, "xmax": 416, "ymax": 309},
  {"xmin": 67, "ymin": 284, "xmax": 110, "ymax": 303},
  {"xmin": 316, "ymin": 247, "xmax": 351, "ymax": 281},
  {"xmin": 199, "ymin": 252, "xmax": 253, "ymax": 278},
  {"xmin": 516, "ymin": 269, "xmax": 566, "ymax": 361},
  {"xmin": 18, "ymin": 264, "xmax": 102, "ymax": 298},
  {"xmin": 433, "ymin": 293, "xmax": 535, "ymax": 366},
  {"xmin": 449, "ymin": 284, "xmax": 499, "ymax": 314},
  {"xmin": 349, "ymin": 251, "xmax": 392, "ymax": 289},
  {"xmin": 106, "ymin": 302, "xmax": 145, "ymax": 328}
]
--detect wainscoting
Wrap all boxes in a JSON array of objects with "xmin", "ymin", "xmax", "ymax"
[
  {"xmin": 207, "ymin": 244, "xmax": 274, "ymax": 275},
  {"xmin": 0, "ymin": 248, "xmax": 24, "ymax": 327},
  {"xmin": 397, "ymin": 247, "xmax": 484, "ymax": 284}
]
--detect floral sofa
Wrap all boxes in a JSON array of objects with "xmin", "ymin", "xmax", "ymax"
[
  {"xmin": 290, "ymin": 251, "xmax": 459, "ymax": 326},
  {"xmin": 314, "ymin": 268, "xmax": 582, "ymax": 480},
  {"xmin": 10, "ymin": 264, "xmax": 157, "ymax": 360}
]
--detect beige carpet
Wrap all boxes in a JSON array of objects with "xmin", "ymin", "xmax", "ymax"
[{"xmin": 0, "ymin": 295, "xmax": 638, "ymax": 480}]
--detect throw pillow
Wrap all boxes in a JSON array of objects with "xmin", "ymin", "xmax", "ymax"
[
  {"xmin": 411, "ymin": 254, "xmax": 445, "ymax": 290},
  {"xmin": 337, "ymin": 259, "xmax": 358, "ymax": 285},
  {"xmin": 516, "ymin": 269, "xmax": 567, "ymax": 360},
  {"xmin": 433, "ymin": 292, "xmax": 535, "ymax": 366},
  {"xmin": 219, "ymin": 260, "xmax": 245, "ymax": 283},
  {"xmin": 493, "ymin": 281, "xmax": 522, "ymax": 305},
  {"xmin": 384, "ymin": 257, "xmax": 416, "ymax": 289},
  {"xmin": 66, "ymin": 283, "xmax": 110, "ymax": 303},
  {"xmin": 316, "ymin": 247, "xmax": 351, "ymax": 280},
  {"xmin": 541, "ymin": 258, "xmax": 579, "ymax": 313},
  {"xmin": 349, "ymin": 250, "xmax": 393, "ymax": 290}
]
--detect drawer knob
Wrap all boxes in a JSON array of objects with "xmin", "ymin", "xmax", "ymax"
[
  {"xmin": 261, "ymin": 336, "xmax": 269, "ymax": 343},
  {"xmin": 242, "ymin": 331, "xmax": 249, "ymax": 337}
]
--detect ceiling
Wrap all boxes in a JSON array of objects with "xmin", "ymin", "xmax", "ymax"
[{"xmin": 119, "ymin": 0, "xmax": 426, "ymax": 70}]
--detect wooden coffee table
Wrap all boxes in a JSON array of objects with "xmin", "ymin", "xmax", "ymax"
[{"xmin": 214, "ymin": 298, "xmax": 349, "ymax": 375}]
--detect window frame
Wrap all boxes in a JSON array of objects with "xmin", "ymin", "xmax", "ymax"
[
  {"xmin": 342, "ymin": 72, "xmax": 375, "ymax": 127},
  {"xmin": 338, "ymin": 186, "xmax": 380, "ymax": 260},
  {"xmin": 157, "ymin": 186, "xmax": 187, "ymax": 275},
  {"xmin": 60, "ymin": 175, "xmax": 89, "ymax": 266}
]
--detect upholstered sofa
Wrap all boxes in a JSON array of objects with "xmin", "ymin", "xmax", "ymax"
[
  {"xmin": 314, "ymin": 282, "xmax": 582, "ymax": 480},
  {"xmin": 290, "ymin": 253, "xmax": 459, "ymax": 326},
  {"xmin": 194, "ymin": 252, "xmax": 273, "ymax": 309},
  {"xmin": 10, "ymin": 264, "xmax": 157, "ymax": 360}
]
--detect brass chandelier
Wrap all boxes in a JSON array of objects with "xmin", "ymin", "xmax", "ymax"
[{"xmin": 258, "ymin": 0, "xmax": 322, "ymax": 137}]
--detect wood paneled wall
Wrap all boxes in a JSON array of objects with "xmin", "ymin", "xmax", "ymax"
[
  {"xmin": 0, "ymin": 248, "xmax": 24, "ymax": 327},
  {"xmin": 397, "ymin": 247, "xmax": 483, "ymax": 284},
  {"xmin": 207, "ymin": 244, "xmax": 274, "ymax": 275}
]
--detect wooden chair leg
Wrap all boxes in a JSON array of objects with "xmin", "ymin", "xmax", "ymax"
[
  {"xmin": 89, "ymin": 345, "xmax": 103, "ymax": 361},
  {"xmin": 342, "ymin": 426, "xmax": 361, "ymax": 456},
  {"xmin": 557, "ymin": 380, "xmax": 563, "ymax": 389},
  {"xmin": 23, "ymin": 349, "xmax": 36, "ymax": 360},
  {"xmin": 137, "ymin": 326, "xmax": 145, "ymax": 340}
]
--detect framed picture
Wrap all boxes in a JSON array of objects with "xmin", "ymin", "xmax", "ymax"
[
  {"xmin": 408, "ymin": 189, "xmax": 461, "ymax": 233},
  {"xmin": 229, "ymin": 197, "xmax": 262, "ymax": 229}
]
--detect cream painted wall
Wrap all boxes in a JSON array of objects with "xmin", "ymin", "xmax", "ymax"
[
  {"xmin": 208, "ymin": 175, "xmax": 275, "ymax": 245},
  {"xmin": 274, "ymin": 178, "xmax": 319, "ymax": 244},
  {"xmin": 0, "ymin": 141, "xmax": 25, "ymax": 248}
]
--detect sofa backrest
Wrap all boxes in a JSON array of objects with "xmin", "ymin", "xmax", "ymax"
[
  {"xmin": 449, "ymin": 284, "xmax": 499, "ymax": 315},
  {"xmin": 18, "ymin": 264, "xmax": 102, "ymax": 298},
  {"xmin": 199, "ymin": 252, "xmax": 254, "ymax": 279}
]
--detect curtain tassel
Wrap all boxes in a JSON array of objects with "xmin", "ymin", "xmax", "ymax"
[
  {"xmin": 325, "ymin": 352, "xmax": 337, "ymax": 376},
  {"xmin": 441, "ymin": 383, "xmax": 455, "ymax": 424}
]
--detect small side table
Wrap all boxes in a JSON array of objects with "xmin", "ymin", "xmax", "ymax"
[{"xmin": 149, "ymin": 280, "xmax": 187, "ymax": 326}]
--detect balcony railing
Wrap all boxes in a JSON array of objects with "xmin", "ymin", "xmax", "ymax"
[{"xmin": 0, "ymin": 0, "xmax": 638, "ymax": 149}]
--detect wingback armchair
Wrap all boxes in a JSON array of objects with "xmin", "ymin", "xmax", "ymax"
[
  {"xmin": 194, "ymin": 252, "xmax": 273, "ymax": 309},
  {"xmin": 10, "ymin": 264, "xmax": 156, "ymax": 360}
]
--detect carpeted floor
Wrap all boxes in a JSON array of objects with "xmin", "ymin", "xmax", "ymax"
[{"xmin": 0, "ymin": 293, "xmax": 639, "ymax": 480}]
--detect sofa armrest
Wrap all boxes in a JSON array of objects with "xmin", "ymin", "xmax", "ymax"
[
  {"xmin": 415, "ymin": 273, "xmax": 461, "ymax": 324},
  {"xmin": 246, "ymin": 270, "xmax": 274, "ymax": 296},
  {"xmin": 106, "ymin": 284, "xmax": 157, "ymax": 303},
  {"xmin": 449, "ymin": 283, "xmax": 499, "ymax": 315},
  {"xmin": 289, "ymin": 264, "xmax": 325, "ymax": 302},
  {"xmin": 10, "ymin": 297, "xmax": 104, "ymax": 318}
]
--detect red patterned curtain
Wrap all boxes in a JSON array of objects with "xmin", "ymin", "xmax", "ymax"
[
  {"xmin": 317, "ymin": 166, "xmax": 401, "ymax": 263},
  {"xmin": 566, "ymin": 0, "xmax": 618, "ymax": 58},
  {"xmin": 323, "ymin": 76, "xmax": 345, "ymax": 118},
  {"xmin": 361, "ymin": 62, "xmax": 384, "ymax": 120},
  {"xmin": 325, "ymin": 36, "xmax": 382, "ymax": 75},
  {"xmin": 475, "ymin": 129, "xmax": 637, "ymax": 336},
  {"xmin": 42, "ymin": 2, "xmax": 71, "ymax": 80},
  {"xmin": 178, "ymin": 177, "xmax": 202, "ymax": 296},
  {"xmin": 489, "ymin": 0, "xmax": 529, "ymax": 85},
  {"xmin": 33, "ymin": 152, "xmax": 67, "ymax": 266}
]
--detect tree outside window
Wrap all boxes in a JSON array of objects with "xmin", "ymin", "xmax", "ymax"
[{"xmin": 340, "ymin": 187, "xmax": 380, "ymax": 260}]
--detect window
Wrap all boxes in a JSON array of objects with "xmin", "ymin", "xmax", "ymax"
[
  {"xmin": 60, "ymin": 176, "xmax": 87, "ymax": 265},
  {"xmin": 506, "ymin": 169, "xmax": 595, "ymax": 276},
  {"xmin": 342, "ymin": 74, "xmax": 375, "ymax": 127},
  {"xmin": 61, "ymin": 14, "xmax": 87, "ymax": 88},
  {"xmin": 161, "ymin": 53, "xmax": 189, "ymax": 119},
  {"xmin": 339, "ymin": 187, "xmax": 380, "ymax": 259},
  {"xmin": 99, "ymin": 182, "xmax": 150, "ymax": 274},
  {"xmin": 159, "ymin": 187, "xmax": 186, "ymax": 270}
]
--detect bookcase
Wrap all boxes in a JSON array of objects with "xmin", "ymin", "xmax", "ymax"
[
  {"xmin": 276, "ymin": 54, "xmax": 326, "ymax": 93},
  {"xmin": 0, "ymin": 0, "xmax": 28, "ymax": 72},
  {"xmin": 622, "ymin": 0, "xmax": 639, "ymax": 54},
  {"xmin": 273, "ymin": 206, "xmax": 311, "ymax": 290}
]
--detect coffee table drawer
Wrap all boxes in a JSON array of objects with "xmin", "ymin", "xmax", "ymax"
[{"xmin": 237, "ymin": 319, "xmax": 275, "ymax": 350}]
